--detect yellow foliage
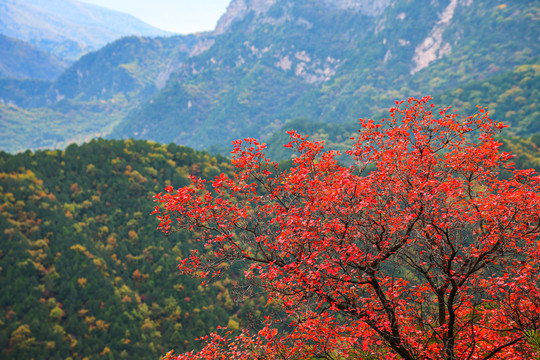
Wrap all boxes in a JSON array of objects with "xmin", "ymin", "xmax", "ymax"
[
  {"xmin": 49, "ymin": 306, "xmax": 64, "ymax": 321},
  {"xmin": 95, "ymin": 320, "xmax": 109, "ymax": 331},
  {"xmin": 70, "ymin": 244, "xmax": 87, "ymax": 252},
  {"xmin": 9, "ymin": 324, "xmax": 35, "ymax": 349},
  {"xmin": 227, "ymin": 317, "xmax": 240, "ymax": 331},
  {"xmin": 141, "ymin": 320, "xmax": 154, "ymax": 331},
  {"xmin": 84, "ymin": 315, "xmax": 96, "ymax": 326},
  {"xmin": 93, "ymin": 258, "xmax": 107, "ymax": 271},
  {"xmin": 100, "ymin": 346, "xmax": 111, "ymax": 356},
  {"xmin": 128, "ymin": 230, "xmax": 138, "ymax": 241},
  {"xmin": 77, "ymin": 278, "xmax": 87, "ymax": 288}
]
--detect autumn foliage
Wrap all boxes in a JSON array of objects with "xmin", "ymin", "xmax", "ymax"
[{"xmin": 154, "ymin": 97, "xmax": 540, "ymax": 359}]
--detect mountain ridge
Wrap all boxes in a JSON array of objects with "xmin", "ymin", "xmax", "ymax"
[
  {"xmin": 0, "ymin": 34, "xmax": 67, "ymax": 80},
  {"xmin": 0, "ymin": 0, "xmax": 172, "ymax": 60},
  {"xmin": 0, "ymin": 0, "xmax": 538, "ymax": 154},
  {"xmin": 112, "ymin": 0, "xmax": 539, "ymax": 150},
  {"xmin": 214, "ymin": 0, "xmax": 392, "ymax": 34}
]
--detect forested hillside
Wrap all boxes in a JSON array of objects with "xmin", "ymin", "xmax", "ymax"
[
  {"xmin": 0, "ymin": 35, "xmax": 204, "ymax": 153},
  {"xmin": 113, "ymin": 0, "xmax": 540, "ymax": 150},
  {"xmin": 264, "ymin": 60, "xmax": 540, "ymax": 161},
  {"xmin": 0, "ymin": 139, "xmax": 265, "ymax": 359},
  {"xmin": 0, "ymin": 34, "xmax": 67, "ymax": 80}
]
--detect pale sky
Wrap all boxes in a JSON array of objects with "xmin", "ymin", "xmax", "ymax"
[{"xmin": 80, "ymin": 0, "xmax": 232, "ymax": 34}]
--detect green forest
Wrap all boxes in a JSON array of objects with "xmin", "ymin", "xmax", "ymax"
[{"xmin": 0, "ymin": 139, "xmax": 270, "ymax": 359}]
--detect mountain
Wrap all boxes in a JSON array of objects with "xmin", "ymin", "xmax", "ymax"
[
  {"xmin": 0, "ymin": 34, "xmax": 206, "ymax": 153},
  {"xmin": 0, "ymin": 0, "xmax": 538, "ymax": 154},
  {"xmin": 110, "ymin": 0, "xmax": 540, "ymax": 150},
  {"xmin": 0, "ymin": 0, "xmax": 171, "ymax": 60},
  {"xmin": 0, "ymin": 2, "xmax": 538, "ymax": 357},
  {"xmin": 0, "ymin": 34, "xmax": 67, "ymax": 80}
]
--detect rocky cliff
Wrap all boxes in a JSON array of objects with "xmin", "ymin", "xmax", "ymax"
[{"xmin": 214, "ymin": 0, "xmax": 392, "ymax": 34}]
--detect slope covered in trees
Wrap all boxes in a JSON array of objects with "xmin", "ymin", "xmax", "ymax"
[
  {"xmin": 112, "ymin": 0, "xmax": 540, "ymax": 150},
  {"xmin": 0, "ymin": 34, "xmax": 67, "ymax": 80},
  {"xmin": 264, "ymin": 60, "xmax": 540, "ymax": 162},
  {"xmin": 0, "ymin": 35, "xmax": 203, "ymax": 153},
  {"xmin": 0, "ymin": 139, "xmax": 265, "ymax": 359},
  {"xmin": 435, "ymin": 60, "xmax": 540, "ymax": 136}
]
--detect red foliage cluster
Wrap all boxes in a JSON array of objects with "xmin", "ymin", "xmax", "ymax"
[{"xmin": 154, "ymin": 97, "xmax": 539, "ymax": 359}]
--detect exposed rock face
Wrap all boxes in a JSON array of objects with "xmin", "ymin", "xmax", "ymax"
[
  {"xmin": 155, "ymin": 61, "xmax": 178, "ymax": 90},
  {"xmin": 214, "ymin": 0, "xmax": 391, "ymax": 34},
  {"xmin": 322, "ymin": 0, "xmax": 391, "ymax": 16},
  {"xmin": 214, "ymin": 0, "xmax": 278, "ymax": 34},
  {"xmin": 410, "ymin": 0, "xmax": 459, "ymax": 74}
]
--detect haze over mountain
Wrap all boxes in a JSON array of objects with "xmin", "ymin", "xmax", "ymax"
[
  {"xmin": 0, "ymin": 0, "xmax": 538, "ymax": 154},
  {"xmin": 0, "ymin": 34, "xmax": 206, "ymax": 153},
  {"xmin": 0, "ymin": 0, "xmax": 171, "ymax": 60},
  {"xmin": 0, "ymin": 34, "xmax": 67, "ymax": 80}
]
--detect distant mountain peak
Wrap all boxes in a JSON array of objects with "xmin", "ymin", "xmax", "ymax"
[
  {"xmin": 214, "ymin": 0, "xmax": 391, "ymax": 34},
  {"xmin": 214, "ymin": 0, "xmax": 277, "ymax": 35},
  {"xmin": 0, "ymin": 0, "xmax": 172, "ymax": 60}
]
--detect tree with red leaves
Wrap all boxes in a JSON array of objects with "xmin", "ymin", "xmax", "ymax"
[{"xmin": 154, "ymin": 97, "xmax": 539, "ymax": 359}]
